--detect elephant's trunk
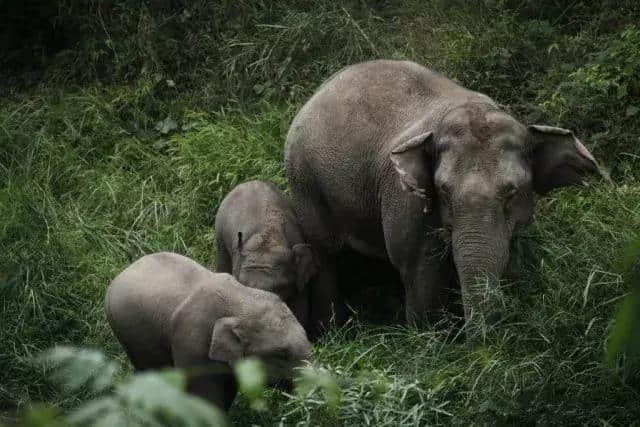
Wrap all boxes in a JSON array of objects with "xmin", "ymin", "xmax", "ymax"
[{"xmin": 451, "ymin": 212, "xmax": 510, "ymax": 344}]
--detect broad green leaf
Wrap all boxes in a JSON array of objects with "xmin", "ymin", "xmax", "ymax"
[
  {"xmin": 233, "ymin": 358, "xmax": 267, "ymax": 410},
  {"xmin": 20, "ymin": 404, "xmax": 66, "ymax": 427},
  {"xmin": 295, "ymin": 366, "xmax": 340, "ymax": 408},
  {"xmin": 66, "ymin": 397, "xmax": 121, "ymax": 426},
  {"xmin": 606, "ymin": 291, "xmax": 640, "ymax": 363},
  {"xmin": 36, "ymin": 346, "xmax": 120, "ymax": 394},
  {"xmin": 606, "ymin": 235, "xmax": 640, "ymax": 363},
  {"xmin": 118, "ymin": 371, "xmax": 228, "ymax": 427}
]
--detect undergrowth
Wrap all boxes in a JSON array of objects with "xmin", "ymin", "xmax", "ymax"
[{"xmin": 2, "ymin": 1, "xmax": 640, "ymax": 425}]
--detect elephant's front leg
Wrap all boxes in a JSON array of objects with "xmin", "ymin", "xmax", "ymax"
[
  {"xmin": 306, "ymin": 250, "xmax": 345, "ymax": 340},
  {"xmin": 383, "ymin": 193, "xmax": 456, "ymax": 324},
  {"xmin": 399, "ymin": 248, "xmax": 456, "ymax": 325}
]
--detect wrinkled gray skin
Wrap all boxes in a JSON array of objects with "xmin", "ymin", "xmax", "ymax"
[
  {"xmin": 285, "ymin": 60, "xmax": 609, "ymax": 342},
  {"xmin": 105, "ymin": 252, "xmax": 312, "ymax": 410},
  {"xmin": 215, "ymin": 180, "xmax": 317, "ymax": 330}
]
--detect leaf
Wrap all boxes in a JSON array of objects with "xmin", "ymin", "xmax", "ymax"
[
  {"xmin": 606, "ymin": 236, "xmax": 640, "ymax": 364},
  {"xmin": 626, "ymin": 105, "xmax": 639, "ymax": 116},
  {"xmin": 117, "ymin": 371, "xmax": 228, "ymax": 427},
  {"xmin": 157, "ymin": 369, "xmax": 187, "ymax": 390},
  {"xmin": 36, "ymin": 346, "xmax": 120, "ymax": 394},
  {"xmin": 155, "ymin": 117, "xmax": 178, "ymax": 135},
  {"xmin": 606, "ymin": 291, "xmax": 640, "ymax": 363},
  {"xmin": 66, "ymin": 397, "xmax": 122, "ymax": 426},
  {"xmin": 295, "ymin": 366, "xmax": 340, "ymax": 409},
  {"xmin": 620, "ymin": 234, "xmax": 640, "ymax": 274},
  {"xmin": 233, "ymin": 357, "xmax": 267, "ymax": 410},
  {"xmin": 20, "ymin": 404, "xmax": 66, "ymax": 427}
]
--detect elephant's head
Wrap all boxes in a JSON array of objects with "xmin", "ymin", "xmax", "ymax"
[
  {"xmin": 391, "ymin": 102, "xmax": 609, "ymax": 342},
  {"xmin": 235, "ymin": 232, "xmax": 318, "ymax": 301},
  {"xmin": 208, "ymin": 292, "xmax": 312, "ymax": 384}
]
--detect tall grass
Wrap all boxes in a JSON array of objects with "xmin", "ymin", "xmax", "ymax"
[
  {"xmin": 0, "ymin": 93, "xmax": 292, "ymax": 417},
  {"xmin": 2, "ymin": 0, "xmax": 640, "ymax": 425}
]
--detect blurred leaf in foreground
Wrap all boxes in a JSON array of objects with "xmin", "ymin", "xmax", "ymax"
[
  {"xmin": 31, "ymin": 346, "xmax": 228, "ymax": 427},
  {"xmin": 36, "ymin": 346, "xmax": 120, "ymax": 394},
  {"xmin": 20, "ymin": 404, "xmax": 65, "ymax": 427},
  {"xmin": 295, "ymin": 366, "xmax": 340, "ymax": 409},
  {"xmin": 233, "ymin": 357, "xmax": 267, "ymax": 411},
  {"xmin": 606, "ymin": 235, "xmax": 640, "ymax": 364},
  {"xmin": 66, "ymin": 371, "xmax": 228, "ymax": 427}
]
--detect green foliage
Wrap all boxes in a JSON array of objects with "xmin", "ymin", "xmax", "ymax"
[
  {"xmin": 551, "ymin": 25, "xmax": 640, "ymax": 114},
  {"xmin": 294, "ymin": 365, "xmax": 341, "ymax": 410},
  {"xmin": 606, "ymin": 235, "xmax": 640, "ymax": 365},
  {"xmin": 538, "ymin": 24, "xmax": 640, "ymax": 166},
  {"xmin": 2, "ymin": 1, "xmax": 640, "ymax": 425},
  {"xmin": 0, "ymin": 91, "xmax": 290, "ymax": 416},
  {"xmin": 36, "ymin": 347, "xmax": 120, "ymax": 395},
  {"xmin": 27, "ymin": 346, "xmax": 228, "ymax": 427},
  {"xmin": 233, "ymin": 358, "xmax": 267, "ymax": 411}
]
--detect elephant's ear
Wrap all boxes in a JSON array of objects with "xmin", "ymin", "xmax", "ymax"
[
  {"xmin": 528, "ymin": 125, "xmax": 611, "ymax": 194},
  {"xmin": 390, "ymin": 131, "xmax": 434, "ymax": 212},
  {"xmin": 209, "ymin": 317, "xmax": 243, "ymax": 363},
  {"xmin": 292, "ymin": 243, "xmax": 317, "ymax": 293}
]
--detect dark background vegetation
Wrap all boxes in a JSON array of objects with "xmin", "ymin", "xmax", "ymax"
[{"xmin": 1, "ymin": 0, "xmax": 640, "ymax": 425}]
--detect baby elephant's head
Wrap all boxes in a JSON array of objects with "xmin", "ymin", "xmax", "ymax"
[
  {"xmin": 207, "ymin": 292, "xmax": 312, "ymax": 384},
  {"xmin": 237, "ymin": 235, "xmax": 318, "ymax": 301}
]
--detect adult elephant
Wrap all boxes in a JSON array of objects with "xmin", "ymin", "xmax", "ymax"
[{"xmin": 284, "ymin": 60, "xmax": 609, "ymax": 342}]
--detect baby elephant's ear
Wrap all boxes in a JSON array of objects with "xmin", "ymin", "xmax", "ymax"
[
  {"xmin": 292, "ymin": 244, "xmax": 318, "ymax": 293},
  {"xmin": 209, "ymin": 317, "xmax": 243, "ymax": 363},
  {"xmin": 528, "ymin": 125, "xmax": 611, "ymax": 194}
]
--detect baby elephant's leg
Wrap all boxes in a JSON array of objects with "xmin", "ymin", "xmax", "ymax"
[
  {"xmin": 172, "ymin": 340, "xmax": 237, "ymax": 410},
  {"xmin": 123, "ymin": 339, "xmax": 173, "ymax": 372},
  {"xmin": 186, "ymin": 372, "xmax": 237, "ymax": 411}
]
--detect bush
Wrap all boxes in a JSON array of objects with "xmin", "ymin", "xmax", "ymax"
[{"xmin": 539, "ymin": 25, "xmax": 640, "ymax": 164}]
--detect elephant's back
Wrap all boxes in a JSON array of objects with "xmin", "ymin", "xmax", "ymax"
[
  {"xmin": 218, "ymin": 180, "xmax": 295, "ymax": 223},
  {"xmin": 215, "ymin": 180, "xmax": 301, "ymax": 245},
  {"xmin": 285, "ymin": 61, "xmax": 464, "ymax": 236},
  {"xmin": 105, "ymin": 252, "xmax": 211, "ymax": 343},
  {"xmin": 286, "ymin": 60, "xmax": 464, "ymax": 147},
  {"xmin": 287, "ymin": 60, "xmax": 466, "ymax": 183}
]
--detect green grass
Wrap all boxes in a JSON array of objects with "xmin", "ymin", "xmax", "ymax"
[{"xmin": 2, "ymin": 1, "xmax": 640, "ymax": 425}]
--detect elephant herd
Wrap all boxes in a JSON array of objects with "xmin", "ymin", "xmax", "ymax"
[{"xmin": 105, "ymin": 60, "xmax": 609, "ymax": 411}]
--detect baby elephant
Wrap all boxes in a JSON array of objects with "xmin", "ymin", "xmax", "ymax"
[
  {"xmin": 215, "ymin": 180, "xmax": 318, "ymax": 327},
  {"xmin": 105, "ymin": 252, "xmax": 312, "ymax": 411}
]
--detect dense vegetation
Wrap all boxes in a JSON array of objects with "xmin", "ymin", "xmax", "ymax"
[{"xmin": 2, "ymin": 1, "xmax": 640, "ymax": 425}]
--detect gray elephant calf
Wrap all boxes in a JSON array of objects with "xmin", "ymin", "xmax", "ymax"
[
  {"xmin": 105, "ymin": 252, "xmax": 312, "ymax": 411},
  {"xmin": 215, "ymin": 180, "xmax": 317, "ymax": 329}
]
